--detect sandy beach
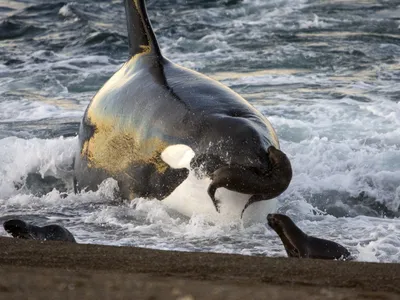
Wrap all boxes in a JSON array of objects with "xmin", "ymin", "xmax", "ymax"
[{"xmin": 0, "ymin": 237, "xmax": 399, "ymax": 300}]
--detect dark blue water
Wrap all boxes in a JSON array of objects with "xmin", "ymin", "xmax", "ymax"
[{"xmin": 0, "ymin": 0, "xmax": 399, "ymax": 262}]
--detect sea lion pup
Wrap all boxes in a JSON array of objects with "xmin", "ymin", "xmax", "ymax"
[
  {"xmin": 3, "ymin": 219, "xmax": 76, "ymax": 243},
  {"xmin": 73, "ymin": 0, "xmax": 292, "ymax": 217},
  {"xmin": 267, "ymin": 214, "xmax": 351, "ymax": 260}
]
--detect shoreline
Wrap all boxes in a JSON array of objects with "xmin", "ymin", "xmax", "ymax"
[{"xmin": 0, "ymin": 237, "xmax": 399, "ymax": 299}]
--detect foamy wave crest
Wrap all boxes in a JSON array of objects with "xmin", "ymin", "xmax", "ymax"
[
  {"xmin": 0, "ymin": 100, "xmax": 81, "ymax": 122},
  {"xmin": 0, "ymin": 136, "xmax": 77, "ymax": 199},
  {"xmin": 59, "ymin": 3, "xmax": 75, "ymax": 18}
]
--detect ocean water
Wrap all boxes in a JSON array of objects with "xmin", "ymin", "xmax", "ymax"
[{"xmin": 0, "ymin": 0, "xmax": 399, "ymax": 263}]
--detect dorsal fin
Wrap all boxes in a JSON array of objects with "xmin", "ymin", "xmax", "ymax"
[{"xmin": 124, "ymin": 0, "xmax": 161, "ymax": 57}]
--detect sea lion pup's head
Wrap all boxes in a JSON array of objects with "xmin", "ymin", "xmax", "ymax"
[
  {"xmin": 3, "ymin": 219, "xmax": 33, "ymax": 239},
  {"xmin": 267, "ymin": 213, "xmax": 306, "ymax": 258},
  {"xmin": 267, "ymin": 213, "xmax": 352, "ymax": 260}
]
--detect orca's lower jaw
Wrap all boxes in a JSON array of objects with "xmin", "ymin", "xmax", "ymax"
[{"xmin": 207, "ymin": 146, "xmax": 292, "ymax": 215}]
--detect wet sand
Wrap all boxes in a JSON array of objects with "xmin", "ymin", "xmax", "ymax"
[{"xmin": 0, "ymin": 237, "xmax": 399, "ymax": 299}]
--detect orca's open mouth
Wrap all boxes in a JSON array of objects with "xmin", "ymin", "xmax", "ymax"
[{"xmin": 207, "ymin": 146, "xmax": 292, "ymax": 216}]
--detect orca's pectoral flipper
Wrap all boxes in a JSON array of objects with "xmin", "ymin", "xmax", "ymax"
[
  {"xmin": 124, "ymin": 0, "xmax": 161, "ymax": 57},
  {"xmin": 149, "ymin": 167, "xmax": 189, "ymax": 200}
]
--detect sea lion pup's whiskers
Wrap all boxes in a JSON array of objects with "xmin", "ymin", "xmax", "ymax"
[{"xmin": 267, "ymin": 214, "xmax": 351, "ymax": 260}]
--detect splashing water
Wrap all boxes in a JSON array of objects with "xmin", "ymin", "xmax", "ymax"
[{"xmin": 0, "ymin": 0, "xmax": 399, "ymax": 262}]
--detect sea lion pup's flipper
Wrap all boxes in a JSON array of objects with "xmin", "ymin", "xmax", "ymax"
[
  {"xmin": 267, "ymin": 214, "xmax": 351, "ymax": 260},
  {"xmin": 3, "ymin": 219, "xmax": 76, "ymax": 243}
]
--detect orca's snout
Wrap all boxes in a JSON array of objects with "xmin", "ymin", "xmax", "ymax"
[{"xmin": 3, "ymin": 219, "xmax": 30, "ymax": 238}]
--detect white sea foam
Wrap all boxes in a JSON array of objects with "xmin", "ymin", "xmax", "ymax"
[
  {"xmin": 0, "ymin": 100, "xmax": 82, "ymax": 122},
  {"xmin": 299, "ymin": 14, "xmax": 331, "ymax": 29},
  {"xmin": 59, "ymin": 3, "xmax": 75, "ymax": 18},
  {"xmin": 0, "ymin": 127, "xmax": 398, "ymax": 262},
  {"xmin": 0, "ymin": 137, "xmax": 77, "ymax": 198}
]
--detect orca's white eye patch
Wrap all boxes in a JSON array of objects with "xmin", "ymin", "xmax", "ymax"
[{"xmin": 161, "ymin": 144, "xmax": 195, "ymax": 169}]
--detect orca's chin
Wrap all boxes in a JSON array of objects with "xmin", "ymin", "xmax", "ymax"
[
  {"xmin": 161, "ymin": 170, "xmax": 277, "ymax": 224},
  {"xmin": 206, "ymin": 146, "xmax": 292, "ymax": 216},
  {"xmin": 159, "ymin": 144, "xmax": 283, "ymax": 222}
]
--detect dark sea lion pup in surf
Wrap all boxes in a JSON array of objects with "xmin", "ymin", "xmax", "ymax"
[
  {"xmin": 267, "ymin": 214, "xmax": 351, "ymax": 260},
  {"xmin": 74, "ymin": 0, "xmax": 292, "ymax": 216},
  {"xmin": 3, "ymin": 219, "xmax": 76, "ymax": 243}
]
